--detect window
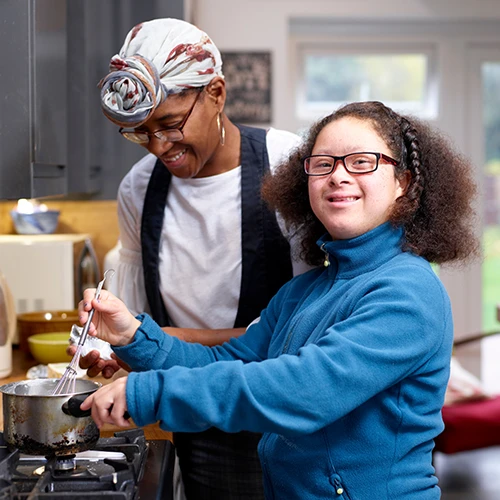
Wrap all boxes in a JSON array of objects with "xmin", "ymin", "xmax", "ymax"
[
  {"xmin": 481, "ymin": 61, "xmax": 500, "ymax": 331},
  {"xmin": 296, "ymin": 46, "xmax": 437, "ymax": 123}
]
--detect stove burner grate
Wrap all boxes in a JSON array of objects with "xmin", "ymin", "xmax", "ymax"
[{"xmin": 0, "ymin": 428, "xmax": 174, "ymax": 499}]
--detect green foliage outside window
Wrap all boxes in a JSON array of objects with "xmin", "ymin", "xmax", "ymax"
[
  {"xmin": 305, "ymin": 54, "xmax": 427, "ymax": 105},
  {"xmin": 482, "ymin": 62, "xmax": 500, "ymax": 331}
]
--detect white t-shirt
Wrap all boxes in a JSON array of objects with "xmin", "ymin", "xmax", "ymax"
[{"xmin": 116, "ymin": 127, "xmax": 308, "ymax": 328}]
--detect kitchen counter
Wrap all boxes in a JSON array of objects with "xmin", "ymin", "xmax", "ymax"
[{"xmin": 0, "ymin": 347, "xmax": 172, "ymax": 441}]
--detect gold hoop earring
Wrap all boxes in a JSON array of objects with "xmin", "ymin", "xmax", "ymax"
[{"xmin": 217, "ymin": 112, "xmax": 226, "ymax": 146}]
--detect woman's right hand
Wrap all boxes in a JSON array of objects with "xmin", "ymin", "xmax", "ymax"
[{"xmin": 78, "ymin": 288, "xmax": 141, "ymax": 347}]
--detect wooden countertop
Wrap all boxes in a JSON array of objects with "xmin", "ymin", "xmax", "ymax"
[{"xmin": 0, "ymin": 347, "xmax": 172, "ymax": 441}]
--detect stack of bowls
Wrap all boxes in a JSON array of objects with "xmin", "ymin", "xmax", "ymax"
[
  {"xmin": 17, "ymin": 310, "xmax": 79, "ymax": 357},
  {"xmin": 27, "ymin": 333, "xmax": 72, "ymax": 364}
]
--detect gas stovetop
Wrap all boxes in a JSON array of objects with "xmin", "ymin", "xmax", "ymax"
[{"xmin": 0, "ymin": 428, "xmax": 174, "ymax": 499}]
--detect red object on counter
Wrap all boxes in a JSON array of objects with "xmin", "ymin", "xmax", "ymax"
[{"xmin": 434, "ymin": 395, "xmax": 500, "ymax": 454}]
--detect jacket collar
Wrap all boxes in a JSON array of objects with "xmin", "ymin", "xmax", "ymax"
[{"xmin": 317, "ymin": 222, "xmax": 405, "ymax": 279}]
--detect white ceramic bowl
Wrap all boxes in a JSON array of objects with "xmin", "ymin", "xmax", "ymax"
[{"xmin": 10, "ymin": 210, "xmax": 60, "ymax": 234}]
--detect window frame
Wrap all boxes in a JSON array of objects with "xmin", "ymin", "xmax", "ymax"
[{"xmin": 295, "ymin": 42, "xmax": 439, "ymax": 124}]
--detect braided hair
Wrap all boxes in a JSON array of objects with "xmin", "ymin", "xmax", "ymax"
[{"xmin": 262, "ymin": 101, "xmax": 479, "ymax": 266}]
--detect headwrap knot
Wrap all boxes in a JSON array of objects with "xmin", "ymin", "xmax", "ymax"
[{"xmin": 99, "ymin": 18, "xmax": 223, "ymax": 128}]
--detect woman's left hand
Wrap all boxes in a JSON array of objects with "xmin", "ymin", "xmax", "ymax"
[{"xmin": 80, "ymin": 377, "xmax": 130, "ymax": 429}]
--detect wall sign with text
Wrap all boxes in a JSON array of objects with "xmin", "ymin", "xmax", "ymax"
[{"xmin": 221, "ymin": 51, "xmax": 272, "ymax": 124}]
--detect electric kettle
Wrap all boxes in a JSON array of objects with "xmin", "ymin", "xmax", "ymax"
[{"xmin": 0, "ymin": 270, "xmax": 15, "ymax": 378}]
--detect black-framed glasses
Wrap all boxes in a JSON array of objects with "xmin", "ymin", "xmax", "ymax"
[
  {"xmin": 303, "ymin": 152, "xmax": 399, "ymax": 176},
  {"xmin": 119, "ymin": 87, "xmax": 204, "ymax": 144}
]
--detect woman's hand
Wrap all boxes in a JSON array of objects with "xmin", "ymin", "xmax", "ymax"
[
  {"xmin": 81, "ymin": 376, "xmax": 130, "ymax": 428},
  {"xmin": 78, "ymin": 288, "xmax": 141, "ymax": 347},
  {"xmin": 66, "ymin": 346, "xmax": 130, "ymax": 378}
]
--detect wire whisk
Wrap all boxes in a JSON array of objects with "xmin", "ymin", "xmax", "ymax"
[{"xmin": 52, "ymin": 269, "xmax": 115, "ymax": 395}]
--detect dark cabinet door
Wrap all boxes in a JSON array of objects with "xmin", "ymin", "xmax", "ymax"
[
  {"xmin": 0, "ymin": 0, "xmax": 184, "ymax": 200},
  {"xmin": 0, "ymin": 0, "xmax": 68, "ymax": 199}
]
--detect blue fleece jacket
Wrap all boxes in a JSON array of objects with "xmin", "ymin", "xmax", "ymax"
[{"xmin": 115, "ymin": 222, "xmax": 453, "ymax": 499}]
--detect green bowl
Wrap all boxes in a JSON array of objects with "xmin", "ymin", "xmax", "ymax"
[{"xmin": 27, "ymin": 332, "xmax": 72, "ymax": 364}]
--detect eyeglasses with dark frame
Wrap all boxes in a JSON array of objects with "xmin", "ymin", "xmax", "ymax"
[
  {"xmin": 303, "ymin": 152, "xmax": 399, "ymax": 176},
  {"xmin": 119, "ymin": 87, "xmax": 204, "ymax": 145}
]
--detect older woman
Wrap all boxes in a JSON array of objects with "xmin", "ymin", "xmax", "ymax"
[{"xmin": 79, "ymin": 17, "xmax": 307, "ymax": 500}]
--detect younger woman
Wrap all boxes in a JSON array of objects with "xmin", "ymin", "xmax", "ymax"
[{"xmin": 80, "ymin": 101, "xmax": 478, "ymax": 499}]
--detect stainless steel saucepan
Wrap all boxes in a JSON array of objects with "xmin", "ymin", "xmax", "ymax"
[{"xmin": 0, "ymin": 378, "xmax": 101, "ymax": 456}]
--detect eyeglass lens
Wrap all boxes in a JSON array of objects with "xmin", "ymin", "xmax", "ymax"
[
  {"xmin": 120, "ymin": 89, "xmax": 202, "ymax": 144},
  {"xmin": 305, "ymin": 153, "xmax": 380, "ymax": 175},
  {"xmin": 121, "ymin": 129, "xmax": 183, "ymax": 144}
]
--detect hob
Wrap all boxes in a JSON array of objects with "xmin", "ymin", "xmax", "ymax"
[{"xmin": 0, "ymin": 428, "xmax": 174, "ymax": 499}]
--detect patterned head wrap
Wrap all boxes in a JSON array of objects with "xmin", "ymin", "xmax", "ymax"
[{"xmin": 99, "ymin": 18, "xmax": 224, "ymax": 128}]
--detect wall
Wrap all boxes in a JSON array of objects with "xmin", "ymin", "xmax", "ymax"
[
  {"xmin": 192, "ymin": 0, "xmax": 500, "ymax": 132},
  {"xmin": 192, "ymin": 0, "xmax": 500, "ymax": 349},
  {"xmin": 0, "ymin": 201, "xmax": 119, "ymax": 271}
]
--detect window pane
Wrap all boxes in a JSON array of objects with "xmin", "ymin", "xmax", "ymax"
[
  {"xmin": 482, "ymin": 62, "xmax": 500, "ymax": 331},
  {"xmin": 304, "ymin": 53, "xmax": 428, "ymax": 113}
]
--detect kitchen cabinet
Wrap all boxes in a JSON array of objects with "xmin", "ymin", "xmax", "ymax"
[
  {"xmin": 1, "ymin": 0, "xmax": 68, "ymax": 199},
  {"xmin": 0, "ymin": 0, "xmax": 184, "ymax": 200}
]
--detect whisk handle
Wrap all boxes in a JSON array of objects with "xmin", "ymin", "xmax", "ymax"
[
  {"xmin": 78, "ymin": 308, "xmax": 95, "ymax": 347},
  {"xmin": 77, "ymin": 269, "xmax": 114, "ymax": 347}
]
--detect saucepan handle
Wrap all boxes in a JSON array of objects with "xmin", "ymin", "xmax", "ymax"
[{"xmin": 62, "ymin": 393, "xmax": 130, "ymax": 420}]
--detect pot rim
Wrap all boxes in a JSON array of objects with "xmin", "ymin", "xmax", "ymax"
[{"xmin": 0, "ymin": 378, "xmax": 101, "ymax": 397}]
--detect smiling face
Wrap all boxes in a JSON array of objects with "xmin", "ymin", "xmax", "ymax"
[
  {"xmin": 133, "ymin": 78, "xmax": 226, "ymax": 179},
  {"xmin": 308, "ymin": 117, "xmax": 409, "ymax": 240}
]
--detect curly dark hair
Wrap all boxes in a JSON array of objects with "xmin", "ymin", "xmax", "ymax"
[{"xmin": 262, "ymin": 101, "xmax": 479, "ymax": 266}]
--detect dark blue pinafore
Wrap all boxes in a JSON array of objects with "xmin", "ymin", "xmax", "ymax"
[{"xmin": 140, "ymin": 125, "xmax": 293, "ymax": 499}]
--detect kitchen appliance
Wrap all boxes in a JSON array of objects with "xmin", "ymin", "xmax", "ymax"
[
  {"xmin": 0, "ymin": 234, "xmax": 98, "ymax": 345},
  {"xmin": 0, "ymin": 428, "xmax": 175, "ymax": 499},
  {"xmin": 78, "ymin": 238, "xmax": 100, "ymax": 297},
  {"xmin": 0, "ymin": 271, "xmax": 15, "ymax": 378}
]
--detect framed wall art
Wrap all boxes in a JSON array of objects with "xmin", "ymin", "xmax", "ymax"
[{"xmin": 221, "ymin": 51, "xmax": 272, "ymax": 124}]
